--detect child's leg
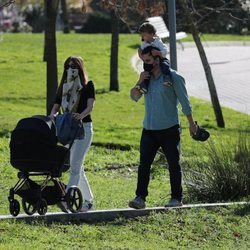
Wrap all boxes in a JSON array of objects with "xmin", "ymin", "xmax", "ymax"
[{"xmin": 160, "ymin": 58, "xmax": 171, "ymax": 77}]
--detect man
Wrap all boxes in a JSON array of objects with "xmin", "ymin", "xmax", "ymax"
[{"xmin": 129, "ymin": 46, "xmax": 197, "ymax": 209}]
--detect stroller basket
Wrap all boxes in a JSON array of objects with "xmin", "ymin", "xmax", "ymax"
[{"xmin": 16, "ymin": 178, "xmax": 65, "ymax": 205}]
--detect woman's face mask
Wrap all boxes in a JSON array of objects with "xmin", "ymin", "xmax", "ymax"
[{"xmin": 67, "ymin": 68, "xmax": 79, "ymax": 81}]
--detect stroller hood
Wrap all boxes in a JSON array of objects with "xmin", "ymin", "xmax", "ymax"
[
  {"xmin": 9, "ymin": 115, "xmax": 69, "ymax": 174},
  {"xmin": 11, "ymin": 115, "xmax": 57, "ymax": 145}
]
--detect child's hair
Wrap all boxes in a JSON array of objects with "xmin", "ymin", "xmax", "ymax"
[{"xmin": 138, "ymin": 22, "xmax": 156, "ymax": 35}]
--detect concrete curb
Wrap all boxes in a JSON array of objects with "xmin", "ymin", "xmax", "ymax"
[{"xmin": 0, "ymin": 202, "xmax": 249, "ymax": 224}]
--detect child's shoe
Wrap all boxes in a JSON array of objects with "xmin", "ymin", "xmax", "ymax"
[{"xmin": 163, "ymin": 74, "xmax": 173, "ymax": 87}]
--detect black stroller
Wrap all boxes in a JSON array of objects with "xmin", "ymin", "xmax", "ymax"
[{"xmin": 8, "ymin": 115, "xmax": 83, "ymax": 216}]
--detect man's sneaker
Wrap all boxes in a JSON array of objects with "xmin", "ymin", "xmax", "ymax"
[
  {"xmin": 57, "ymin": 201, "xmax": 69, "ymax": 213},
  {"xmin": 128, "ymin": 196, "xmax": 146, "ymax": 209},
  {"xmin": 165, "ymin": 198, "xmax": 183, "ymax": 207},
  {"xmin": 79, "ymin": 200, "xmax": 94, "ymax": 212}
]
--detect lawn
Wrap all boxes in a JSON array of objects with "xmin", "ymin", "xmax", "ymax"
[{"xmin": 0, "ymin": 33, "xmax": 249, "ymax": 249}]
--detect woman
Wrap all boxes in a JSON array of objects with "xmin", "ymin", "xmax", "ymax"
[{"xmin": 50, "ymin": 56, "xmax": 95, "ymax": 212}]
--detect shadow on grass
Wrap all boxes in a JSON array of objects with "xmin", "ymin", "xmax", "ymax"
[
  {"xmin": 233, "ymin": 203, "xmax": 250, "ymax": 216},
  {"xmin": 128, "ymin": 44, "xmax": 140, "ymax": 50},
  {"xmin": 92, "ymin": 142, "xmax": 132, "ymax": 151},
  {"xmin": 0, "ymin": 96, "xmax": 45, "ymax": 102},
  {"xmin": 0, "ymin": 130, "xmax": 11, "ymax": 138},
  {"xmin": 95, "ymin": 88, "xmax": 109, "ymax": 95},
  {"xmin": 85, "ymin": 163, "xmax": 138, "ymax": 173}
]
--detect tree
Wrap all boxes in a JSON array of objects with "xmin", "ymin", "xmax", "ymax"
[
  {"xmin": 99, "ymin": 0, "xmax": 225, "ymax": 127},
  {"xmin": 179, "ymin": 0, "xmax": 225, "ymax": 128},
  {"xmin": 43, "ymin": 0, "xmax": 59, "ymax": 115},
  {"xmin": 99, "ymin": 0, "xmax": 165, "ymax": 92},
  {"xmin": 82, "ymin": 1, "xmax": 121, "ymax": 91},
  {"xmin": 0, "ymin": 0, "xmax": 15, "ymax": 8},
  {"xmin": 177, "ymin": 0, "xmax": 250, "ymax": 34},
  {"xmin": 110, "ymin": 9, "xmax": 119, "ymax": 91},
  {"xmin": 60, "ymin": 0, "xmax": 70, "ymax": 33}
]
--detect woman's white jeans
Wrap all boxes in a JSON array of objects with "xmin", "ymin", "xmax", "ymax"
[{"xmin": 66, "ymin": 122, "xmax": 93, "ymax": 203}]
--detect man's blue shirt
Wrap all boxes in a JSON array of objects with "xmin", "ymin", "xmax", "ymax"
[{"xmin": 143, "ymin": 69, "xmax": 192, "ymax": 130}]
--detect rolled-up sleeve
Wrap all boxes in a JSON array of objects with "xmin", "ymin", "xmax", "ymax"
[{"xmin": 172, "ymin": 71, "xmax": 192, "ymax": 116}]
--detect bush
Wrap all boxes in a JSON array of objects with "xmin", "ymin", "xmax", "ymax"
[
  {"xmin": 22, "ymin": 4, "xmax": 46, "ymax": 33},
  {"xmin": 75, "ymin": 11, "xmax": 130, "ymax": 33},
  {"xmin": 183, "ymin": 132, "xmax": 250, "ymax": 203}
]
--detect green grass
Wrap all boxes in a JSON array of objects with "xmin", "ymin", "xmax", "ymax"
[
  {"xmin": 0, "ymin": 206, "xmax": 249, "ymax": 249},
  {"xmin": 0, "ymin": 33, "xmax": 249, "ymax": 249}
]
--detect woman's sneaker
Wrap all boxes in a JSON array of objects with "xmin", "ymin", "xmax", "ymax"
[
  {"xmin": 79, "ymin": 200, "xmax": 94, "ymax": 212},
  {"xmin": 128, "ymin": 196, "xmax": 146, "ymax": 209}
]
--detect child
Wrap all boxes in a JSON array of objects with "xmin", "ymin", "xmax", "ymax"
[{"xmin": 137, "ymin": 22, "xmax": 171, "ymax": 94}]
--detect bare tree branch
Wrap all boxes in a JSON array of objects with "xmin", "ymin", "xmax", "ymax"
[
  {"xmin": 195, "ymin": 1, "xmax": 241, "ymax": 26},
  {"xmin": 228, "ymin": 12, "xmax": 249, "ymax": 21},
  {"xmin": 0, "ymin": 0, "xmax": 15, "ymax": 8}
]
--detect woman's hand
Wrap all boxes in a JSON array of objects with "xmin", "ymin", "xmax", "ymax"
[
  {"xmin": 72, "ymin": 113, "xmax": 83, "ymax": 121},
  {"xmin": 49, "ymin": 112, "xmax": 58, "ymax": 122}
]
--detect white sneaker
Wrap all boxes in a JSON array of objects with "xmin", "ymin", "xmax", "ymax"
[
  {"xmin": 79, "ymin": 200, "xmax": 94, "ymax": 212},
  {"xmin": 165, "ymin": 198, "xmax": 183, "ymax": 207}
]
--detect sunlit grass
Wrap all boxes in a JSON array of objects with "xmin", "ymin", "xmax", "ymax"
[{"xmin": 0, "ymin": 33, "xmax": 249, "ymax": 249}]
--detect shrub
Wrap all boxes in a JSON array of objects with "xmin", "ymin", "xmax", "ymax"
[
  {"xmin": 183, "ymin": 132, "xmax": 250, "ymax": 203},
  {"xmin": 75, "ymin": 11, "xmax": 130, "ymax": 33},
  {"xmin": 22, "ymin": 4, "xmax": 46, "ymax": 33}
]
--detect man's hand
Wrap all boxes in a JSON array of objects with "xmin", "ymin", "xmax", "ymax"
[
  {"xmin": 189, "ymin": 122, "xmax": 198, "ymax": 136},
  {"xmin": 139, "ymin": 71, "xmax": 150, "ymax": 82},
  {"xmin": 130, "ymin": 87, "xmax": 142, "ymax": 102}
]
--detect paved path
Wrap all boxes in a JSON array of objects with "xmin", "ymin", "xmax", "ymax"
[{"xmin": 132, "ymin": 41, "xmax": 250, "ymax": 115}]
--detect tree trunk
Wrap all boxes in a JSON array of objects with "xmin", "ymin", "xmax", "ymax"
[
  {"xmin": 60, "ymin": 0, "xmax": 70, "ymax": 33},
  {"xmin": 179, "ymin": 0, "xmax": 225, "ymax": 128},
  {"xmin": 44, "ymin": 0, "xmax": 59, "ymax": 115},
  {"xmin": 191, "ymin": 28, "xmax": 225, "ymax": 128},
  {"xmin": 109, "ymin": 10, "xmax": 119, "ymax": 91}
]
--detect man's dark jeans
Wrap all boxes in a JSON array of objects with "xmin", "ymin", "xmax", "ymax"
[{"xmin": 136, "ymin": 125, "xmax": 182, "ymax": 201}]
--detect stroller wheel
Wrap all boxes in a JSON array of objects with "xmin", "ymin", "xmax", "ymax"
[
  {"xmin": 37, "ymin": 199, "xmax": 48, "ymax": 215},
  {"xmin": 66, "ymin": 186, "xmax": 83, "ymax": 213},
  {"xmin": 9, "ymin": 199, "xmax": 20, "ymax": 217},
  {"xmin": 22, "ymin": 199, "xmax": 37, "ymax": 216}
]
